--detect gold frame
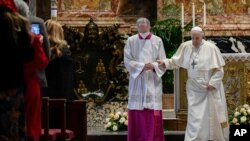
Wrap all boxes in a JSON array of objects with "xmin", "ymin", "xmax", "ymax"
[{"xmin": 57, "ymin": 0, "xmax": 116, "ymax": 19}]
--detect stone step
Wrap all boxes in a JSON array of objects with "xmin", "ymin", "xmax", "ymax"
[
  {"xmin": 88, "ymin": 127, "xmax": 185, "ymax": 141},
  {"xmin": 163, "ymin": 118, "xmax": 187, "ymax": 131},
  {"xmin": 162, "ymin": 109, "xmax": 176, "ymax": 119}
]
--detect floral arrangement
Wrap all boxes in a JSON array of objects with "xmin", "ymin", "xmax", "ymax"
[
  {"xmin": 229, "ymin": 103, "xmax": 250, "ymax": 125},
  {"xmin": 104, "ymin": 111, "xmax": 128, "ymax": 131}
]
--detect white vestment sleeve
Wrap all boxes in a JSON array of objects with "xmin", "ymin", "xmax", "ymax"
[
  {"xmin": 163, "ymin": 58, "xmax": 179, "ymax": 69},
  {"xmin": 209, "ymin": 67, "xmax": 224, "ymax": 90},
  {"xmin": 152, "ymin": 39, "xmax": 167, "ymax": 77},
  {"xmin": 124, "ymin": 38, "xmax": 144, "ymax": 79},
  {"xmin": 162, "ymin": 43, "xmax": 188, "ymax": 69}
]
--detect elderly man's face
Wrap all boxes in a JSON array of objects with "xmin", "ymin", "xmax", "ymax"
[
  {"xmin": 137, "ymin": 22, "xmax": 149, "ymax": 33},
  {"xmin": 191, "ymin": 31, "xmax": 203, "ymax": 47}
]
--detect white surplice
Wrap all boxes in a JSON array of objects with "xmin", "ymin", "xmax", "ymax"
[
  {"xmin": 163, "ymin": 40, "xmax": 229, "ymax": 141},
  {"xmin": 124, "ymin": 33, "xmax": 166, "ymax": 110}
]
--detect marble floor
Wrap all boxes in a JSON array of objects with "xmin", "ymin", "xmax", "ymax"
[{"xmin": 87, "ymin": 127, "xmax": 185, "ymax": 141}]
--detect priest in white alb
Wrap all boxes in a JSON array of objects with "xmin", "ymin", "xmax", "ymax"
[
  {"xmin": 158, "ymin": 26, "xmax": 229, "ymax": 141},
  {"xmin": 124, "ymin": 17, "xmax": 166, "ymax": 141}
]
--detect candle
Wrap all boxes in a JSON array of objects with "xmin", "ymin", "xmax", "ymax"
[
  {"xmin": 51, "ymin": 0, "xmax": 57, "ymax": 20},
  {"xmin": 192, "ymin": 2, "xmax": 195, "ymax": 27},
  {"xmin": 203, "ymin": 3, "xmax": 206, "ymax": 27},
  {"xmin": 181, "ymin": 3, "xmax": 184, "ymax": 28}
]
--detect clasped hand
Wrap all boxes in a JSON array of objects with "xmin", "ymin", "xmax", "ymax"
[
  {"xmin": 143, "ymin": 63, "xmax": 154, "ymax": 71},
  {"xmin": 207, "ymin": 85, "xmax": 215, "ymax": 91}
]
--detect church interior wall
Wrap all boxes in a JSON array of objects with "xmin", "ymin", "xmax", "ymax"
[{"xmin": 34, "ymin": 0, "xmax": 250, "ymax": 128}]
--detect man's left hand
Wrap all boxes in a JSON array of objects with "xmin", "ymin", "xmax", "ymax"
[{"xmin": 207, "ymin": 85, "xmax": 215, "ymax": 91}]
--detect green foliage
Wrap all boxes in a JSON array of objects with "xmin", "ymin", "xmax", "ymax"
[
  {"xmin": 149, "ymin": 3, "xmax": 193, "ymax": 93},
  {"xmin": 151, "ymin": 18, "xmax": 182, "ymax": 58},
  {"xmin": 151, "ymin": 19, "xmax": 181, "ymax": 93}
]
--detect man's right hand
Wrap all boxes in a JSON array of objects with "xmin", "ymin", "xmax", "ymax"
[{"xmin": 143, "ymin": 63, "xmax": 154, "ymax": 71}]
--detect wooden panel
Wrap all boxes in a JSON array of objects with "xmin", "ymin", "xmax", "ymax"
[
  {"xmin": 66, "ymin": 100, "xmax": 87, "ymax": 141},
  {"xmin": 179, "ymin": 68, "xmax": 188, "ymax": 110},
  {"xmin": 164, "ymin": 119, "xmax": 187, "ymax": 131}
]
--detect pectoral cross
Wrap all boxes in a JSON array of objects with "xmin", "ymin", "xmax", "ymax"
[{"xmin": 191, "ymin": 60, "xmax": 196, "ymax": 69}]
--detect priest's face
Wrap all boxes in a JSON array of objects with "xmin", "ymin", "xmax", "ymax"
[
  {"xmin": 137, "ymin": 22, "xmax": 150, "ymax": 33},
  {"xmin": 191, "ymin": 31, "xmax": 203, "ymax": 47}
]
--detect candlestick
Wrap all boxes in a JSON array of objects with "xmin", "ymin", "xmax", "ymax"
[
  {"xmin": 181, "ymin": 28, "xmax": 185, "ymax": 43},
  {"xmin": 192, "ymin": 2, "xmax": 195, "ymax": 27},
  {"xmin": 181, "ymin": 3, "xmax": 184, "ymax": 28},
  {"xmin": 203, "ymin": 3, "xmax": 206, "ymax": 27},
  {"xmin": 51, "ymin": 0, "xmax": 57, "ymax": 20}
]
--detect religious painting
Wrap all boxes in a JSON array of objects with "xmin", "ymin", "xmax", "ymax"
[
  {"xmin": 164, "ymin": 0, "xmax": 250, "ymax": 15},
  {"xmin": 55, "ymin": 0, "xmax": 157, "ymax": 25},
  {"xmin": 115, "ymin": 0, "xmax": 157, "ymax": 19},
  {"xmin": 59, "ymin": 0, "xmax": 111, "ymax": 11},
  {"xmin": 159, "ymin": 0, "xmax": 250, "ymax": 29},
  {"xmin": 55, "ymin": 0, "xmax": 117, "ymax": 22}
]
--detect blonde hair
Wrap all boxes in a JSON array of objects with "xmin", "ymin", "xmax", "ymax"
[{"xmin": 45, "ymin": 19, "xmax": 67, "ymax": 60}]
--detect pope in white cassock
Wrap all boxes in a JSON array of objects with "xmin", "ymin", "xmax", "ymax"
[
  {"xmin": 124, "ymin": 17, "xmax": 166, "ymax": 141},
  {"xmin": 158, "ymin": 26, "xmax": 229, "ymax": 141}
]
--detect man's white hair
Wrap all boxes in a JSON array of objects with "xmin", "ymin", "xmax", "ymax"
[
  {"xmin": 191, "ymin": 26, "xmax": 203, "ymax": 32},
  {"xmin": 190, "ymin": 26, "xmax": 204, "ymax": 36},
  {"xmin": 14, "ymin": 0, "xmax": 29, "ymax": 17}
]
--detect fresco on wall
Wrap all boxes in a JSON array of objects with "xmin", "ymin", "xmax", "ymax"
[
  {"xmin": 55, "ymin": 0, "xmax": 156, "ymax": 24},
  {"xmin": 115, "ymin": 0, "xmax": 157, "ymax": 19},
  {"xmin": 165, "ymin": 0, "xmax": 250, "ymax": 15},
  {"xmin": 60, "ymin": 0, "xmax": 111, "ymax": 11}
]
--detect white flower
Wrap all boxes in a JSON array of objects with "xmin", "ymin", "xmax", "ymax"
[
  {"xmin": 106, "ymin": 118, "xmax": 110, "ymax": 122},
  {"xmin": 240, "ymin": 108, "xmax": 246, "ymax": 113},
  {"xmin": 234, "ymin": 112, "xmax": 240, "ymax": 117},
  {"xmin": 124, "ymin": 120, "xmax": 128, "ymax": 126},
  {"xmin": 122, "ymin": 112, "xmax": 128, "ymax": 117},
  {"xmin": 114, "ymin": 114, "xmax": 120, "ymax": 120},
  {"xmin": 243, "ymin": 111, "xmax": 248, "ymax": 116},
  {"xmin": 109, "ymin": 113, "xmax": 114, "ymax": 118},
  {"xmin": 107, "ymin": 122, "xmax": 112, "ymax": 127},
  {"xmin": 247, "ymin": 109, "xmax": 250, "ymax": 114},
  {"xmin": 240, "ymin": 116, "xmax": 247, "ymax": 123},
  {"xmin": 104, "ymin": 111, "xmax": 128, "ymax": 131},
  {"xmin": 232, "ymin": 118, "xmax": 238, "ymax": 124},
  {"xmin": 243, "ymin": 104, "xmax": 250, "ymax": 109},
  {"xmin": 119, "ymin": 117, "xmax": 126, "ymax": 123},
  {"xmin": 112, "ymin": 125, "xmax": 118, "ymax": 131}
]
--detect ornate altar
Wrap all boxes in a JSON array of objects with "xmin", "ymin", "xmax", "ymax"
[
  {"xmin": 177, "ymin": 53, "xmax": 250, "ymax": 120},
  {"xmin": 62, "ymin": 19, "xmax": 129, "ymax": 126},
  {"xmin": 63, "ymin": 18, "xmax": 129, "ymax": 103}
]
